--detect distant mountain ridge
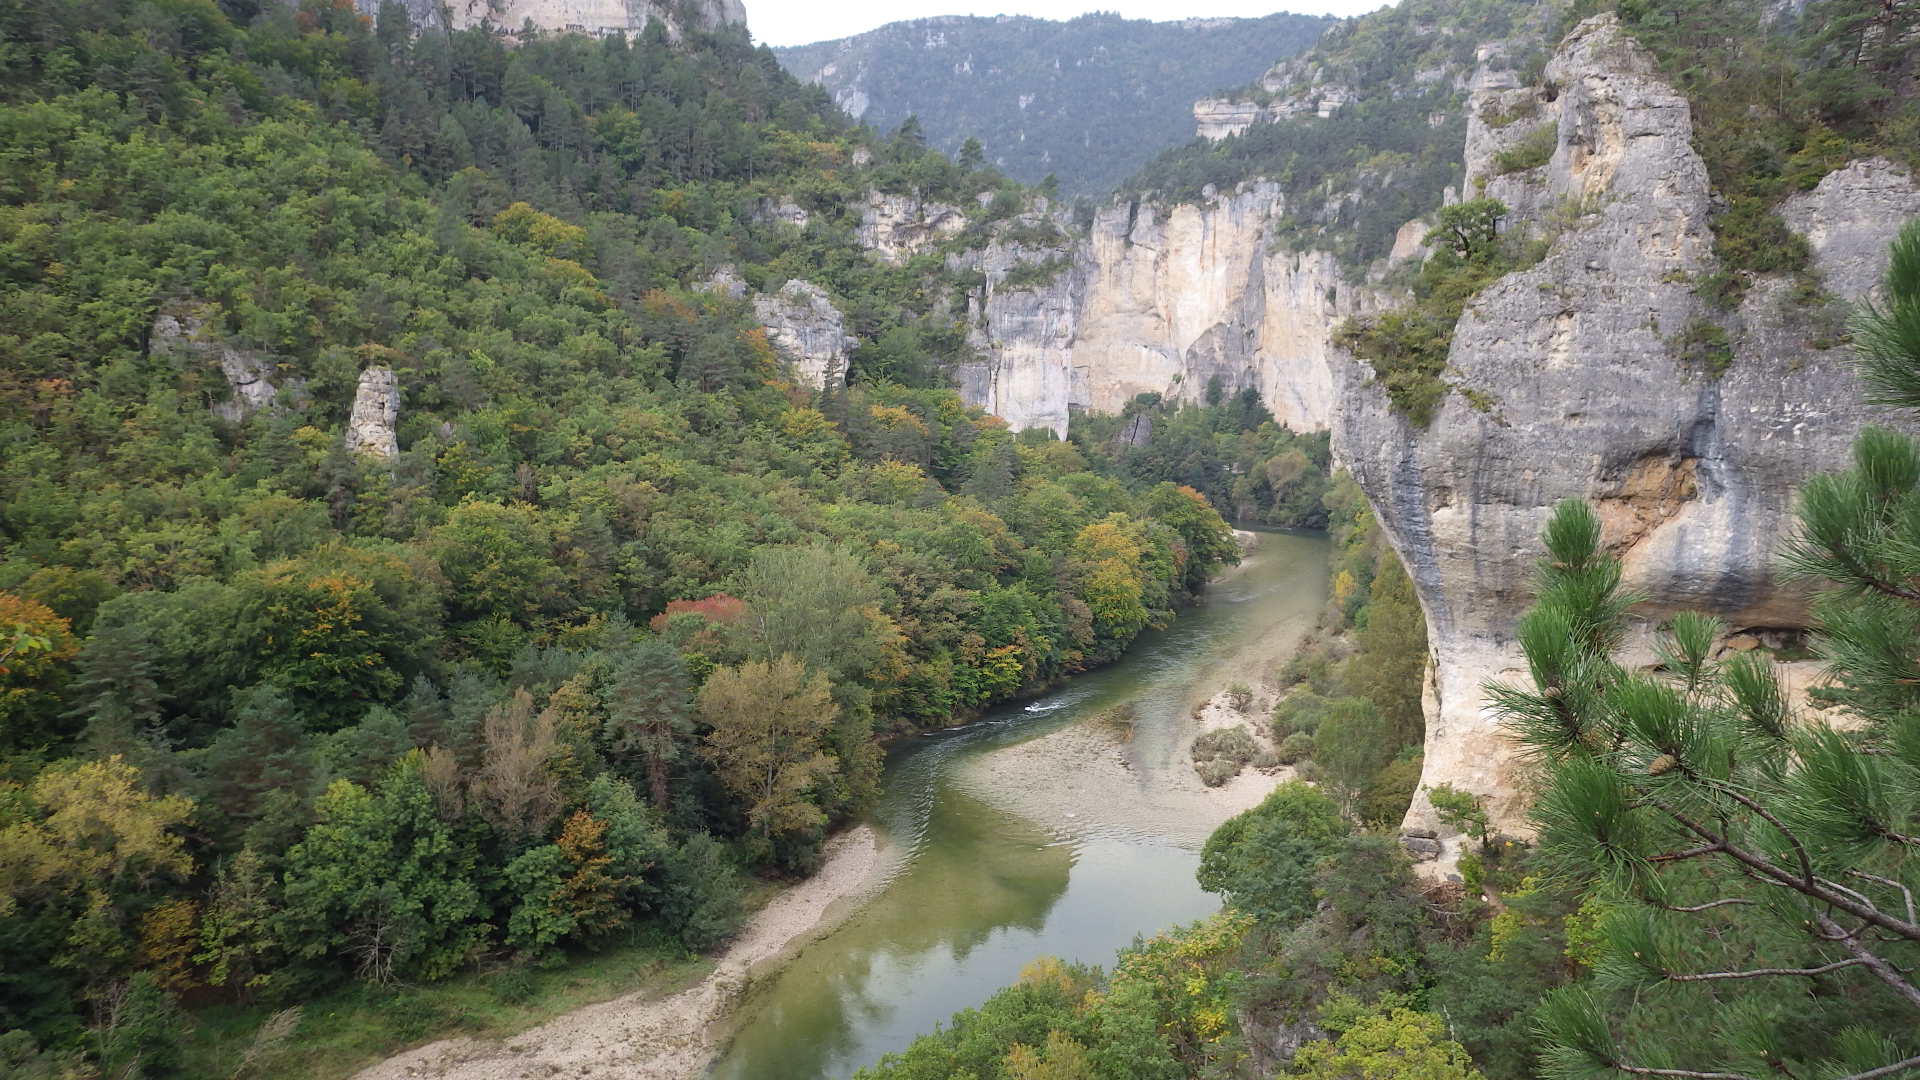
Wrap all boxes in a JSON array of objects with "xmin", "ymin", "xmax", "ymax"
[{"xmin": 773, "ymin": 12, "xmax": 1332, "ymax": 197}]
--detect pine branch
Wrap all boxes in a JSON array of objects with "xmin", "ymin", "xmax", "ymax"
[
  {"xmin": 1597, "ymin": 1053, "xmax": 1920, "ymax": 1080},
  {"xmin": 1651, "ymin": 799, "xmax": 1920, "ymax": 943}
]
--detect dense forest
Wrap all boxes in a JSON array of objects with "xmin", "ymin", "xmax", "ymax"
[
  {"xmin": 0, "ymin": 0, "xmax": 1334, "ymax": 1073},
  {"xmin": 773, "ymin": 11, "xmax": 1332, "ymax": 198}
]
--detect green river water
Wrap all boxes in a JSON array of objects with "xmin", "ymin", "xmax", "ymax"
[{"xmin": 709, "ymin": 530, "xmax": 1331, "ymax": 1079}]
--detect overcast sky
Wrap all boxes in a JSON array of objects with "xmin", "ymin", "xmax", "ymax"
[{"xmin": 749, "ymin": 1, "xmax": 1392, "ymax": 48}]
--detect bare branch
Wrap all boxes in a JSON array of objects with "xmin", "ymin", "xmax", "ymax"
[
  {"xmin": 1816, "ymin": 914, "xmax": 1920, "ymax": 1011},
  {"xmin": 1649, "ymin": 843, "xmax": 1725, "ymax": 864},
  {"xmin": 1656, "ymin": 898, "xmax": 1754, "ymax": 913},
  {"xmin": 1839, "ymin": 1054, "xmax": 1920, "ymax": 1080},
  {"xmin": 1704, "ymin": 779, "xmax": 1815, "ymax": 886},
  {"xmin": 1602, "ymin": 1052, "xmax": 1920, "ymax": 1080},
  {"xmin": 1665, "ymin": 958, "xmax": 1869, "ymax": 982}
]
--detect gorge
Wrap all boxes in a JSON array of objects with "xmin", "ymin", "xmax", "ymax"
[
  {"xmin": 886, "ymin": 9, "xmax": 1920, "ymax": 869},
  {"xmin": 5, "ymin": 0, "xmax": 1920, "ymax": 1077}
]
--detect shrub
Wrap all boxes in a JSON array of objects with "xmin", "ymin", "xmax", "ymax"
[
  {"xmin": 1278, "ymin": 731, "xmax": 1316, "ymax": 764},
  {"xmin": 1489, "ymin": 123, "xmax": 1556, "ymax": 175},
  {"xmin": 491, "ymin": 966, "xmax": 537, "ymax": 1004},
  {"xmin": 1196, "ymin": 757, "xmax": 1240, "ymax": 787},
  {"xmin": 1192, "ymin": 724, "xmax": 1260, "ymax": 786},
  {"xmin": 1673, "ymin": 318, "xmax": 1733, "ymax": 379},
  {"xmin": 1271, "ymin": 691, "xmax": 1329, "ymax": 739},
  {"xmin": 1225, "ymin": 681, "xmax": 1254, "ymax": 712}
]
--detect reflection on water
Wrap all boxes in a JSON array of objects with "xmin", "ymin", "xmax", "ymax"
[{"xmin": 709, "ymin": 531, "xmax": 1330, "ymax": 1080}]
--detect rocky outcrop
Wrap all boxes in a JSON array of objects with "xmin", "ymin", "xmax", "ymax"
[
  {"xmin": 345, "ymin": 367, "xmax": 401, "ymax": 459},
  {"xmin": 152, "ymin": 303, "xmax": 307, "ymax": 423},
  {"xmin": 1780, "ymin": 157, "xmax": 1920, "ymax": 300},
  {"xmin": 357, "ymin": 0, "xmax": 746, "ymax": 38},
  {"xmin": 1192, "ymin": 99, "xmax": 1264, "ymax": 141},
  {"xmin": 1330, "ymin": 14, "xmax": 1920, "ymax": 873},
  {"xmin": 1071, "ymin": 185, "xmax": 1378, "ymax": 433},
  {"xmin": 946, "ymin": 184, "xmax": 1382, "ymax": 435},
  {"xmin": 752, "ymin": 280, "xmax": 857, "ymax": 391},
  {"xmin": 856, "ymin": 191, "xmax": 968, "ymax": 264},
  {"xmin": 949, "ymin": 206, "xmax": 1084, "ymax": 438}
]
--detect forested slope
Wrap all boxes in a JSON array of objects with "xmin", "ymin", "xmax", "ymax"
[
  {"xmin": 775, "ymin": 12, "xmax": 1332, "ymax": 197},
  {"xmin": 0, "ymin": 1, "xmax": 1294, "ymax": 1072}
]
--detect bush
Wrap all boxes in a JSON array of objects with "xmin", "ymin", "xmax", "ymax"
[
  {"xmin": 491, "ymin": 967, "xmax": 537, "ymax": 1005},
  {"xmin": 1224, "ymin": 681, "xmax": 1254, "ymax": 712},
  {"xmin": 1271, "ymin": 690, "xmax": 1329, "ymax": 738},
  {"xmin": 1673, "ymin": 318, "xmax": 1733, "ymax": 379},
  {"xmin": 660, "ymin": 833, "xmax": 744, "ymax": 952},
  {"xmin": 1196, "ymin": 758, "xmax": 1240, "ymax": 787},
  {"xmin": 1192, "ymin": 724, "xmax": 1259, "ymax": 785},
  {"xmin": 1192, "ymin": 725, "xmax": 1258, "ymax": 765},
  {"xmin": 1278, "ymin": 731, "xmax": 1316, "ymax": 765},
  {"xmin": 1490, "ymin": 123, "xmax": 1556, "ymax": 175}
]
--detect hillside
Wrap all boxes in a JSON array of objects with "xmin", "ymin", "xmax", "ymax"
[
  {"xmin": 773, "ymin": 12, "xmax": 1333, "ymax": 197},
  {"xmin": 0, "ymin": 1, "xmax": 1314, "ymax": 1073}
]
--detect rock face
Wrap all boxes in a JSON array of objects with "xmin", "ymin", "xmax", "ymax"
[
  {"xmin": 930, "ymin": 185, "xmax": 1381, "ymax": 436},
  {"xmin": 949, "ymin": 206, "xmax": 1084, "ymax": 439},
  {"xmin": 345, "ymin": 367, "xmax": 401, "ymax": 460},
  {"xmin": 151, "ymin": 303, "xmax": 306, "ymax": 423},
  {"xmin": 856, "ymin": 191, "xmax": 968, "ymax": 265},
  {"xmin": 357, "ymin": 0, "xmax": 745, "ymax": 38},
  {"xmin": 1070, "ymin": 185, "xmax": 1378, "ymax": 433},
  {"xmin": 1330, "ymin": 15, "xmax": 1920, "ymax": 870},
  {"xmin": 752, "ymin": 280, "xmax": 857, "ymax": 391},
  {"xmin": 1192, "ymin": 98, "xmax": 1264, "ymax": 141}
]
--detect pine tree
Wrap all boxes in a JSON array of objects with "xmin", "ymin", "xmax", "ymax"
[
  {"xmin": 603, "ymin": 640, "xmax": 693, "ymax": 811},
  {"xmin": 1517, "ymin": 221, "xmax": 1920, "ymax": 1080}
]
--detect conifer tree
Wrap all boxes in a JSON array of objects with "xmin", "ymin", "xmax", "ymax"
[{"xmin": 1516, "ymin": 222, "xmax": 1920, "ymax": 1079}]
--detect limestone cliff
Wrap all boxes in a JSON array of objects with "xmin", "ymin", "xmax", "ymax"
[
  {"xmin": 753, "ymin": 280, "xmax": 857, "ymax": 391},
  {"xmin": 1070, "ymin": 186, "xmax": 1377, "ymax": 433},
  {"xmin": 356, "ymin": 0, "xmax": 745, "ymax": 38},
  {"xmin": 920, "ymin": 185, "xmax": 1385, "ymax": 437},
  {"xmin": 1331, "ymin": 15, "xmax": 1920, "ymax": 870}
]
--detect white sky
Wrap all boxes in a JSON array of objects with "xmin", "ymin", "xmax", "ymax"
[{"xmin": 750, "ymin": 1, "xmax": 1392, "ymax": 48}]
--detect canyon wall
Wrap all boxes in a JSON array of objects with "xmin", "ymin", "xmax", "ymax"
[
  {"xmin": 944, "ymin": 185, "xmax": 1387, "ymax": 437},
  {"xmin": 1332, "ymin": 15, "xmax": 1920, "ymax": 871}
]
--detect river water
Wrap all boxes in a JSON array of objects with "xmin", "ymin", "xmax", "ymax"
[{"xmin": 709, "ymin": 530, "xmax": 1330, "ymax": 1080}]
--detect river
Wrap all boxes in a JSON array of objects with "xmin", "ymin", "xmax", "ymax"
[{"xmin": 708, "ymin": 529, "xmax": 1330, "ymax": 1080}]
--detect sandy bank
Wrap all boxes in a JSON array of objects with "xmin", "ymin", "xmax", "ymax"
[
  {"xmin": 353, "ymin": 825, "xmax": 882, "ymax": 1080},
  {"xmin": 957, "ymin": 686, "xmax": 1294, "ymax": 849}
]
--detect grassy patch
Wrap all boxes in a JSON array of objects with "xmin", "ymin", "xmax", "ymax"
[
  {"xmin": 1490, "ymin": 123, "xmax": 1556, "ymax": 175},
  {"xmin": 1673, "ymin": 318, "xmax": 1733, "ymax": 379},
  {"xmin": 179, "ymin": 938, "xmax": 709, "ymax": 1080},
  {"xmin": 1000, "ymin": 255, "xmax": 1072, "ymax": 292},
  {"xmin": 1480, "ymin": 94, "xmax": 1541, "ymax": 129}
]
